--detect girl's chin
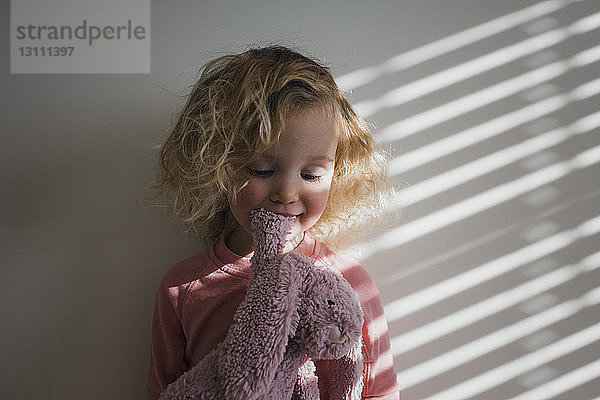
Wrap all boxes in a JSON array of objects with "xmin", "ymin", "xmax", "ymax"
[
  {"xmin": 283, "ymin": 231, "xmax": 305, "ymax": 253},
  {"xmin": 225, "ymin": 226, "xmax": 254, "ymax": 257}
]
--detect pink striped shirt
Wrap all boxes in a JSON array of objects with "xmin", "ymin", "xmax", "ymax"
[{"xmin": 147, "ymin": 233, "xmax": 399, "ymax": 399}]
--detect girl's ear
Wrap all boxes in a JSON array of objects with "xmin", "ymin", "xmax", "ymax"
[{"xmin": 327, "ymin": 338, "xmax": 364, "ymax": 400}]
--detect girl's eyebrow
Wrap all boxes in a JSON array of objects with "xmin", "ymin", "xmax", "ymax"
[
  {"xmin": 260, "ymin": 154, "xmax": 334, "ymax": 163},
  {"xmin": 309, "ymin": 156, "xmax": 335, "ymax": 163}
]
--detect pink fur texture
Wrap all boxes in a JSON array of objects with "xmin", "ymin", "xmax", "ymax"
[{"xmin": 159, "ymin": 208, "xmax": 364, "ymax": 400}]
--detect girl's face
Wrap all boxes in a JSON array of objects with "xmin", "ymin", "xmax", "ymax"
[{"xmin": 227, "ymin": 107, "xmax": 339, "ymax": 256}]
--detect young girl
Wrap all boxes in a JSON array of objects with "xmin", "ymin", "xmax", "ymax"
[{"xmin": 148, "ymin": 45, "xmax": 400, "ymax": 399}]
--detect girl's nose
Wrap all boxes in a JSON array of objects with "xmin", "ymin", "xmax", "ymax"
[{"xmin": 270, "ymin": 178, "xmax": 299, "ymax": 204}]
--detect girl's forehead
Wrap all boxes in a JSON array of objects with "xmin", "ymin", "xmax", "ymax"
[
  {"xmin": 246, "ymin": 106, "xmax": 342, "ymax": 163},
  {"xmin": 277, "ymin": 108, "xmax": 337, "ymax": 142},
  {"xmin": 284, "ymin": 102, "xmax": 340, "ymax": 126}
]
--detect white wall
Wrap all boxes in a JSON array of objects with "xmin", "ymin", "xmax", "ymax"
[{"xmin": 2, "ymin": 0, "xmax": 599, "ymax": 398}]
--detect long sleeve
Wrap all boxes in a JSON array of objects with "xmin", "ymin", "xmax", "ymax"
[
  {"xmin": 146, "ymin": 279, "xmax": 188, "ymax": 400},
  {"xmin": 360, "ymin": 288, "xmax": 400, "ymax": 399},
  {"xmin": 315, "ymin": 251, "xmax": 400, "ymax": 399},
  {"xmin": 145, "ymin": 242, "xmax": 253, "ymax": 400}
]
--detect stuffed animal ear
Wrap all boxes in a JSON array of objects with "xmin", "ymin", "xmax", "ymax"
[
  {"xmin": 218, "ymin": 210, "xmax": 304, "ymax": 399},
  {"xmin": 327, "ymin": 338, "xmax": 364, "ymax": 400},
  {"xmin": 219, "ymin": 258, "xmax": 304, "ymax": 400}
]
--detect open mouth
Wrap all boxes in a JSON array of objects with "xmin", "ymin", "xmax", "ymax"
[
  {"xmin": 275, "ymin": 212, "xmax": 303, "ymax": 218},
  {"xmin": 256, "ymin": 208, "xmax": 303, "ymax": 219}
]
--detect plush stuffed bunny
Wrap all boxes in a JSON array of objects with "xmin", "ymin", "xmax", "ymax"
[{"xmin": 159, "ymin": 208, "xmax": 364, "ymax": 400}]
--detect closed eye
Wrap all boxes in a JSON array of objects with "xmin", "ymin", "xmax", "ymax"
[{"xmin": 248, "ymin": 168, "xmax": 274, "ymax": 178}]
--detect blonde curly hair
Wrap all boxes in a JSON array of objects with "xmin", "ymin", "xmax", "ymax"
[{"xmin": 156, "ymin": 45, "xmax": 391, "ymax": 248}]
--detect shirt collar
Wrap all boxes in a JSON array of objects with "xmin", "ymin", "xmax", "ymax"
[{"xmin": 213, "ymin": 231, "xmax": 319, "ymax": 277}]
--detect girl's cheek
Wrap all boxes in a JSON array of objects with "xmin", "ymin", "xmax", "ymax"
[
  {"xmin": 237, "ymin": 182, "xmax": 266, "ymax": 207},
  {"xmin": 308, "ymin": 185, "xmax": 332, "ymax": 210}
]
